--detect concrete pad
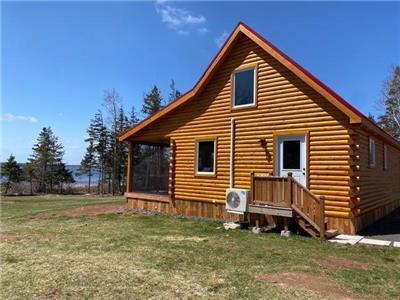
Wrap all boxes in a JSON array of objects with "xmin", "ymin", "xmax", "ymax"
[
  {"xmin": 358, "ymin": 238, "xmax": 391, "ymax": 246},
  {"xmin": 328, "ymin": 238, "xmax": 360, "ymax": 245},
  {"xmin": 335, "ymin": 234, "xmax": 364, "ymax": 241},
  {"xmin": 393, "ymin": 242, "xmax": 400, "ymax": 248}
]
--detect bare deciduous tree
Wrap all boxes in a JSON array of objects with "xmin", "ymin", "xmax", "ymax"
[
  {"xmin": 377, "ymin": 65, "xmax": 400, "ymax": 140},
  {"xmin": 103, "ymin": 88, "xmax": 121, "ymax": 195}
]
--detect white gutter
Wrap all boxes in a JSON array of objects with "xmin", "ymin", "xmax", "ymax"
[{"xmin": 230, "ymin": 118, "xmax": 235, "ymax": 189}]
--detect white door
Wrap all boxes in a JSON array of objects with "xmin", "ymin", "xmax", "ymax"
[{"xmin": 276, "ymin": 135, "xmax": 306, "ymax": 186}]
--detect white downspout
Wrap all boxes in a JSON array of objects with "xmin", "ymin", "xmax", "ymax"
[{"xmin": 230, "ymin": 118, "xmax": 235, "ymax": 189}]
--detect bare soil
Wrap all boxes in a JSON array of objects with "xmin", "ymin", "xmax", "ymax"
[
  {"xmin": 161, "ymin": 235, "xmax": 208, "ymax": 242},
  {"xmin": 319, "ymin": 256, "xmax": 369, "ymax": 271},
  {"xmin": 31, "ymin": 204, "xmax": 127, "ymax": 219},
  {"xmin": 258, "ymin": 271, "xmax": 358, "ymax": 299},
  {"xmin": 0, "ymin": 233, "xmax": 57, "ymax": 242},
  {"xmin": 0, "ymin": 233, "xmax": 20, "ymax": 242}
]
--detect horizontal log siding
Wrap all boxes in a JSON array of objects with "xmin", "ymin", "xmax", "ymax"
[
  {"xmin": 131, "ymin": 35, "xmax": 355, "ymax": 228},
  {"xmin": 355, "ymin": 128, "xmax": 400, "ymax": 230}
]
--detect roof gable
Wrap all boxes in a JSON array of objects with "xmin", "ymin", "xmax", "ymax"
[{"xmin": 119, "ymin": 22, "xmax": 399, "ymax": 149}]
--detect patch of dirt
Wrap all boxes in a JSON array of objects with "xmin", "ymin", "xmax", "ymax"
[
  {"xmin": 31, "ymin": 204, "xmax": 127, "ymax": 220},
  {"xmin": 36, "ymin": 289, "xmax": 61, "ymax": 300},
  {"xmin": 0, "ymin": 233, "xmax": 20, "ymax": 242},
  {"xmin": 258, "ymin": 271, "xmax": 358, "ymax": 299},
  {"xmin": 161, "ymin": 235, "xmax": 208, "ymax": 242},
  {"xmin": 0, "ymin": 232, "xmax": 58, "ymax": 242},
  {"xmin": 319, "ymin": 256, "xmax": 369, "ymax": 271}
]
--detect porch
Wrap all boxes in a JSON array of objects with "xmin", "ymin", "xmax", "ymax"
[
  {"xmin": 249, "ymin": 172, "xmax": 326, "ymax": 238},
  {"xmin": 125, "ymin": 139, "xmax": 172, "ymax": 202}
]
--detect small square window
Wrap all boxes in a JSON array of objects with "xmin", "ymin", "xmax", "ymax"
[
  {"xmin": 369, "ymin": 138, "xmax": 376, "ymax": 168},
  {"xmin": 196, "ymin": 140, "xmax": 216, "ymax": 174},
  {"xmin": 233, "ymin": 67, "xmax": 255, "ymax": 107}
]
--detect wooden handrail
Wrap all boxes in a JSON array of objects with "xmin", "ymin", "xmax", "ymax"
[
  {"xmin": 250, "ymin": 172, "xmax": 326, "ymax": 238},
  {"xmin": 291, "ymin": 204, "xmax": 320, "ymax": 232},
  {"xmin": 288, "ymin": 173, "xmax": 325, "ymax": 239}
]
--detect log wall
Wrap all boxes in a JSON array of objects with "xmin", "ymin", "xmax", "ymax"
[
  {"xmin": 129, "ymin": 34, "xmax": 361, "ymax": 233},
  {"xmin": 354, "ymin": 127, "xmax": 400, "ymax": 231}
]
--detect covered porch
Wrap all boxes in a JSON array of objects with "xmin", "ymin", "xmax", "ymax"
[{"xmin": 124, "ymin": 138, "xmax": 175, "ymax": 203}]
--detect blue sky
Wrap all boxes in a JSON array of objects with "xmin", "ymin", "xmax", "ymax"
[{"xmin": 2, "ymin": 1, "xmax": 400, "ymax": 164}]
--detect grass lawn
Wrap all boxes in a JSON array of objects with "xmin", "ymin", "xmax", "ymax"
[{"xmin": 1, "ymin": 195, "xmax": 399, "ymax": 299}]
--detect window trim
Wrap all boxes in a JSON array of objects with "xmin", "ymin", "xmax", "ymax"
[
  {"xmin": 194, "ymin": 137, "xmax": 217, "ymax": 177},
  {"xmin": 231, "ymin": 64, "xmax": 257, "ymax": 109},
  {"xmin": 369, "ymin": 137, "xmax": 376, "ymax": 168},
  {"xmin": 383, "ymin": 143, "xmax": 388, "ymax": 170}
]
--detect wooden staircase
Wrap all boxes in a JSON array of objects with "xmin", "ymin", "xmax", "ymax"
[{"xmin": 249, "ymin": 172, "xmax": 326, "ymax": 238}]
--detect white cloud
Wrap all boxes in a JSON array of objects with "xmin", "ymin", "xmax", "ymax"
[
  {"xmin": 0, "ymin": 113, "xmax": 38, "ymax": 123},
  {"xmin": 214, "ymin": 31, "xmax": 229, "ymax": 48},
  {"xmin": 156, "ymin": 3, "xmax": 207, "ymax": 35},
  {"xmin": 197, "ymin": 27, "xmax": 209, "ymax": 34}
]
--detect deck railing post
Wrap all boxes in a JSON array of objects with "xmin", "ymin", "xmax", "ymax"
[
  {"xmin": 319, "ymin": 195, "xmax": 325, "ymax": 239},
  {"xmin": 250, "ymin": 171, "xmax": 255, "ymax": 205},
  {"xmin": 287, "ymin": 172, "xmax": 293, "ymax": 205}
]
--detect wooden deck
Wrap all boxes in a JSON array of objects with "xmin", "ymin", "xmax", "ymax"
[
  {"xmin": 250, "ymin": 172, "xmax": 325, "ymax": 238},
  {"xmin": 125, "ymin": 192, "xmax": 170, "ymax": 203}
]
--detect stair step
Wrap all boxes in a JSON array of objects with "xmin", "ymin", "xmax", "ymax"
[
  {"xmin": 325, "ymin": 229, "xmax": 339, "ymax": 239},
  {"xmin": 295, "ymin": 217, "xmax": 318, "ymax": 238}
]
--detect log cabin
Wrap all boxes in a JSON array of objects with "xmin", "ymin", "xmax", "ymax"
[{"xmin": 119, "ymin": 22, "xmax": 400, "ymax": 236}]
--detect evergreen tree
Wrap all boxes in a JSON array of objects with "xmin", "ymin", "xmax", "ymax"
[
  {"xmin": 23, "ymin": 162, "xmax": 35, "ymax": 195},
  {"xmin": 1, "ymin": 154, "xmax": 22, "ymax": 195},
  {"xmin": 79, "ymin": 140, "xmax": 95, "ymax": 193},
  {"xmin": 105, "ymin": 129, "xmax": 114, "ymax": 194},
  {"xmin": 29, "ymin": 127, "xmax": 64, "ymax": 193},
  {"xmin": 89, "ymin": 111, "xmax": 109, "ymax": 195},
  {"xmin": 142, "ymin": 85, "xmax": 163, "ymax": 117},
  {"xmin": 368, "ymin": 113, "xmax": 376, "ymax": 122},
  {"xmin": 116, "ymin": 107, "xmax": 131, "ymax": 193},
  {"xmin": 129, "ymin": 105, "xmax": 139, "ymax": 126},
  {"xmin": 54, "ymin": 163, "xmax": 75, "ymax": 193},
  {"xmin": 168, "ymin": 79, "xmax": 181, "ymax": 103},
  {"xmin": 129, "ymin": 105, "xmax": 141, "ymax": 186},
  {"xmin": 378, "ymin": 65, "xmax": 400, "ymax": 140}
]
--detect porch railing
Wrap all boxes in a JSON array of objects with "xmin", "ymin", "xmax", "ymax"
[{"xmin": 250, "ymin": 172, "xmax": 325, "ymax": 238}]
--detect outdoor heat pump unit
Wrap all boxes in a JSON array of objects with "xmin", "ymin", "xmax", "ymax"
[{"xmin": 225, "ymin": 188, "xmax": 249, "ymax": 214}]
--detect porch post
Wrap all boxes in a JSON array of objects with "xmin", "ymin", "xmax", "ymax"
[
  {"xmin": 126, "ymin": 142, "xmax": 133, "ymax": 193},
  {"xmin": 169, "ymin": 139, "xmax": 176, "ymax": 200}
]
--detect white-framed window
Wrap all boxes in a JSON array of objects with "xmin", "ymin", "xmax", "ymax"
[
  {"xmin": 383, "ymin": 144, "xmax": 388, "ymax": 170},
  {"xmin": 369, "ymin": 138, "xmax": 376, "ymax": 168},
  {"xmin": 232, "ymin": 67, "xmax": 256, "ymax": 108},
  {"xmin": 195, "ymin": 139, "xmax": 216, "ymax": 175}
]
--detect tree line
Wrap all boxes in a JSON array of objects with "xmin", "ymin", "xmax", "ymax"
[
  {"xmin": 2, "ymin": 127, "xmax": 75, "ymax": 195},
  {"xmin": 77, "ymin": 80, "xmax": 181, "ymax": 195},
  {"xmin": 1, "ymin": 80, "xmax": 181, "ymax": 195}
]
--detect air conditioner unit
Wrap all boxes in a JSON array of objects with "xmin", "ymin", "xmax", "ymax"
[{"xmin": 226, "ymin": 188, "xmax": 249, "ymax": 213}]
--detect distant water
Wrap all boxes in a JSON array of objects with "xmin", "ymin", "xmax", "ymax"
[
  {"xmin": 68, "ymin": 165, "xmax": 99, "ymax": 184},
  {"xmin": 0, "ymin": 165, "xmax": 98, "ymax": 185}
]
